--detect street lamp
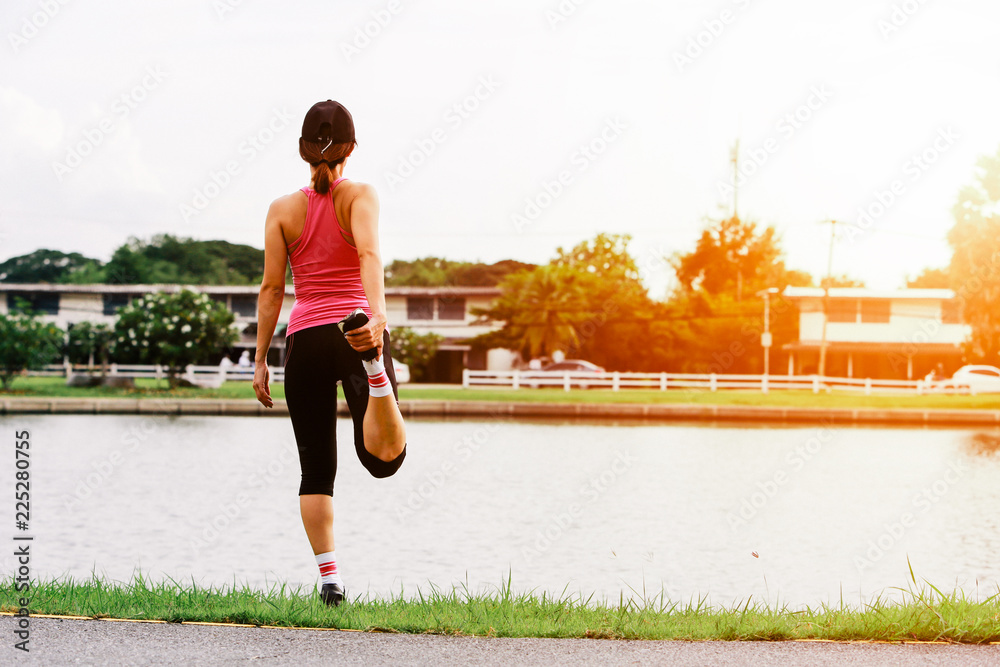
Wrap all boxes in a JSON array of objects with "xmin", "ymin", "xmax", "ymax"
[{"xmin": 757, "ymin": 287, "xmax": 779, "ymax": 377}]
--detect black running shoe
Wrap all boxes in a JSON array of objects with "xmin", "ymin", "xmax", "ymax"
[
  {"xmin": 337, "ymin": 308, "xmax": 379, "ymax": 361},
  {"xmin": 320, "ymin": 582, "xmax": 345, "ymax": 607}
]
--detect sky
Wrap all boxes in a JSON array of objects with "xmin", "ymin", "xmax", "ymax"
[{"xmin": 2, "ymin": 0, "xmax": 999, "ymax": 298}]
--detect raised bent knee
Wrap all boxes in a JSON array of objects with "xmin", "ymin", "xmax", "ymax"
[{"xmin": 362, "ymin": 443, "xmax": 406, "ymax": 478}]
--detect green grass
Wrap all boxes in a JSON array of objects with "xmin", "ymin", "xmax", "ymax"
[
  {"xmin": 399, "ymin": 387, "xmax": 1000, "ymax": 410},
  {"xmin": 4, "ymin": 376, "xmax": 1000, "ymax": 411},
  {"xmin": 0, "ymin": 376, "xmax": 278, "ymax": 399},
  {"xmin": 4, "ymin": 569, "xmax": 1000, "ymax": 642}
]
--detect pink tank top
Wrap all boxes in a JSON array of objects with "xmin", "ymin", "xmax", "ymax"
[{"xmin": 285, "ymin": 178, "xmax": 374, "ymax": 336}]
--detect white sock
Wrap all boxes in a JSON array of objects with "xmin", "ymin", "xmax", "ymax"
[
  {"xmin": 362, "ymin": 355, "xmax": 393, "ymax": 398},
  {"xmin": 315, "ymin": 551, "xmax": 344, "ymax": 587}
]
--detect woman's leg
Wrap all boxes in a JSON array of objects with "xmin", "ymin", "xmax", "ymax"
[
  {"xmin": 283, "ymin": 326, "xmax": 340, "ymax": 551},
  {"xmin": 363, "ymin": 396, "xmax": 406, "ymax": 461},
  {"xmin": 362, "ymin": 331, "xmax": 406, "ymax": 461},
  {"xmin": 299, "ymin": 494, "xmax": 334, "ymax": 553},
  {"xmin": 340, "ymin": 328, "xmax": 407, "ymax": 476}
]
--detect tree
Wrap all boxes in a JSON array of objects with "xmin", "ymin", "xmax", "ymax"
[
  {"xmin": 665, "ymin": 216, "xmax": 809, "ymax": 373},
  {"xmin": 111, "ymin": 289, "xmax": 239, "ymax": 387},
  {"xmin": 907, "ymin": 267, "xmax": 950, "ymax": 289},
  {"xmin": 0, "ymin": 249, "xmax": 102, "ymax": 283},
  {"xmin": 66, "ymin": 321, "xmax": 113, "ymax": 370},
  {"xmin": 947, "ymin": 144, "xmax": 1000, "ymax": 361},
  {"xmin": 549, "ymin": 233, "xmax": 662, "ymax": 369},
  {"xmin": 471, "ymin": 264, "xmax": 593, "ymax": 359},
  {"xmin": 1, "ymin": 236, "xmax": 268, "ymax": 286},
  {"xmin": 656, "ymin": 290, "xmax": 800, "ymax": 374},
  {"xmin": 469, "ymin": 234, "xmax": 658, "ymax": 369},
  {"xmin": 384, "ymin": 257, "xmax": 535, "ymax": 287},
  {"xmin": 821, "ymin": 274, "xmax": 866, "ymax": 288},
  {"xmin": 553, "ymin": 232, "xmax": 641, "ymax": 282},
  {"xmin": 62, "ymin": 261, "xmax": 109, "ymax": 284},
  {"xmin": 389, "ymin": 327, "xmax": 444, "ymax": 382},
  {"xmin": 103, "ymin": 243, "xmax": 145, "ymax": 284},
  {"xmin": 446, "ymin": 259, "xmax": 535, "ymax": 286},
  {"xmin": 384, "ymin": 257, "xmax": 455, "ymax": 286},
  {"xmin": 0, "ymin": 305, "xmax": 64, "ymax": 390},
  {"xmin": 103, "ymin": 235, "xmax": 265, "ymax": 285},
  {"xmin": 672, "ymin": 216, "xmax": 809, "ymax": 298}
]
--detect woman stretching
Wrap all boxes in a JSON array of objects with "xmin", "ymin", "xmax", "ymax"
[{"xmin": 253, "ymin": 100, "xmax": 407, "ymax": 606}]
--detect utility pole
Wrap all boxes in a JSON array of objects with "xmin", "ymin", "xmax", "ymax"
[
  {"xmin": 757, "ymin": 287, "xmax": 779, "ymax": 378},
  {"xmin": 818, "ymin": 219, "xmax": 837, "ymax": 377},
  {"xmin": 764, "ymin": 289, "xmax": 770, "ymax": 376},
  {"xmin": 730, "ymin": 140, "xmax": 742, "ymax": 301},
  {"xmin": 730, "ymin": 139, "xmax": 740, "ymax": 220}
]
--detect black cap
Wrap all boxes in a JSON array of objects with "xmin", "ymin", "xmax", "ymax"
[{"xmin": 301, "ymin": 100, "xmax": 355, "ymax": 148}]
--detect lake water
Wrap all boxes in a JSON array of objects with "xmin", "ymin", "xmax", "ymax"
[{"xmin": 3, "ymin": 414, "xmax": 1000, "ymax": 609}]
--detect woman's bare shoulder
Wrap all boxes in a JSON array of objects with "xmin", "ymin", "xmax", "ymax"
[
  {"xmin": 267, "ymin": 190, "xmax": 308, "ymax": 219},
  {"xmin": 340, "ymin": 179, "xmax": 378, "ymax": 204}
]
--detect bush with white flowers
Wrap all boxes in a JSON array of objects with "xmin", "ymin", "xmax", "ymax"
[
  {"xmin": 0, "ymin": 309, "xmax": 64, "ymax": 390},
  {"xmin": 112, "ymin": 289, "xmax": 239, "ymax": 387}
]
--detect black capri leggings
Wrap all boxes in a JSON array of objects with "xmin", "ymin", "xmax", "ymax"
[{"xmin": 283, "ymin": 322, "xmax": 406, "ymax": 496}]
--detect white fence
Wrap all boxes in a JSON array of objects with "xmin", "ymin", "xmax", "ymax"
[
  {"xmin": 462, "ymin": 370, "xmax": 964, "ymax": 395},
  {"xmin": 29, "ymin": 363, "xmax": 283, "ymax": 387},
  {"xmin": 25, "ymin": 365, "xmax": 971, "ymax": 395}
]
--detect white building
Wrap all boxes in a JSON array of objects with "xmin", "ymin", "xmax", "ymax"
[
  {"xmin": 0, "ymin": 283, "xmax": 509, "ymax": 382},
  {"xmin": 781, "ymin": 287, "xmax": 969, "ymax": 379}
]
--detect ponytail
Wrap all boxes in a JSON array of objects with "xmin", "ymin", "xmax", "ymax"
[
  {"xmin": 299, "ymin": 137, "xmax": 357, "ymax": 195},
  {"xmin": 313, "ymin": 161, "xmax": 334, "ymax": 195}
]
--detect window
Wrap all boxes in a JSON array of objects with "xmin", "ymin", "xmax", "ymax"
[
  {"xmin": 860, "ymin": 299, "xmax": 890, "ymax": 323},
  {"xmin": 941, "ymin": 301, "xmax": 961, "ymax": 324},
  {"xmin": 827, "ymin": 299, "xmax": 857, "ymax": 323},
  {"xmin": 210, "ymin": 294, "xmax": 228, "ymax": 306},
  {"xmin": 6, "ymin": 291, "xmax": 60, "ymax": 315},
  {"xmin": 970, "ymin": 369, "xmax": 1000, "ymax": 377},
  {"xmin": 407, "ymin": 297, "xmax": 434, "ymax": 320},
  {"xmin": 231, "ymin": 295, "xmax": 257, "ymax": 317},
  {"xmin": 103, "ymin": 293, "xmax": 130, "ymax": 315},
  {"xmin": 437, "ymin": 297, "xmax": 466, "ymax": 320}
]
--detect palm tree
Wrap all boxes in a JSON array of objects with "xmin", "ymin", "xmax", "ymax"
[{"xmin": 509, "ymin": 264, "xmax": 588, "ymax": 359}]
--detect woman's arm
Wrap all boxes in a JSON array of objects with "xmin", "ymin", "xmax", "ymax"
[
  {"xmin": 253, "ymin": 197, "xmax": 290, "ymax": 407},
  {"xmin": 344, "ymin": 183, "xmax": 388, "ymax": 359}
]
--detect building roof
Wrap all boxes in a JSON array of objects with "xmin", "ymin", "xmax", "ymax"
[
  {"xmin": 782, "ymin": 287, "xmax": 955, "ymax": 300},
  {"xmin": 0, "ymin": 283, "xmax": 501, "ymax": 297},
  {"xmin": 783, "ymin": 341, "xmax": 962, "ymax": 353}
]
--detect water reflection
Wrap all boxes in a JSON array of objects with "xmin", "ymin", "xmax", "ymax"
[{"xmin": 2, "ymin": 414, "xmax": 999, "ymax": 608}]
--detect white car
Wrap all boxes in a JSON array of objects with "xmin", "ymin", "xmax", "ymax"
[
  {"xmin": 937, "ymin": 365, "xmax": 1000, "ymax": 394},
  {"xmin": 393, "ymin": 361, "xmax": 410, "ymax": 384},
  {"xmin": 526, "ymin": 360, "xmax": 606, "ymax": 389}
]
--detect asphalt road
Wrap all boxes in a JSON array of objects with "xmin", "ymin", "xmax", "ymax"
[{"xmin": 3, "ymin": 617, "xmax": 999, "ymax": 666}]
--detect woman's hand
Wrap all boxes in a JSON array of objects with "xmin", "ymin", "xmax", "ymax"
[
  {"xmin": 344, "ymin": 312, "xmax": 387, "ymax": 360},
  {"xmin": 253, "ymin": 361, "xmax": 272, "ymax": 407}
]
